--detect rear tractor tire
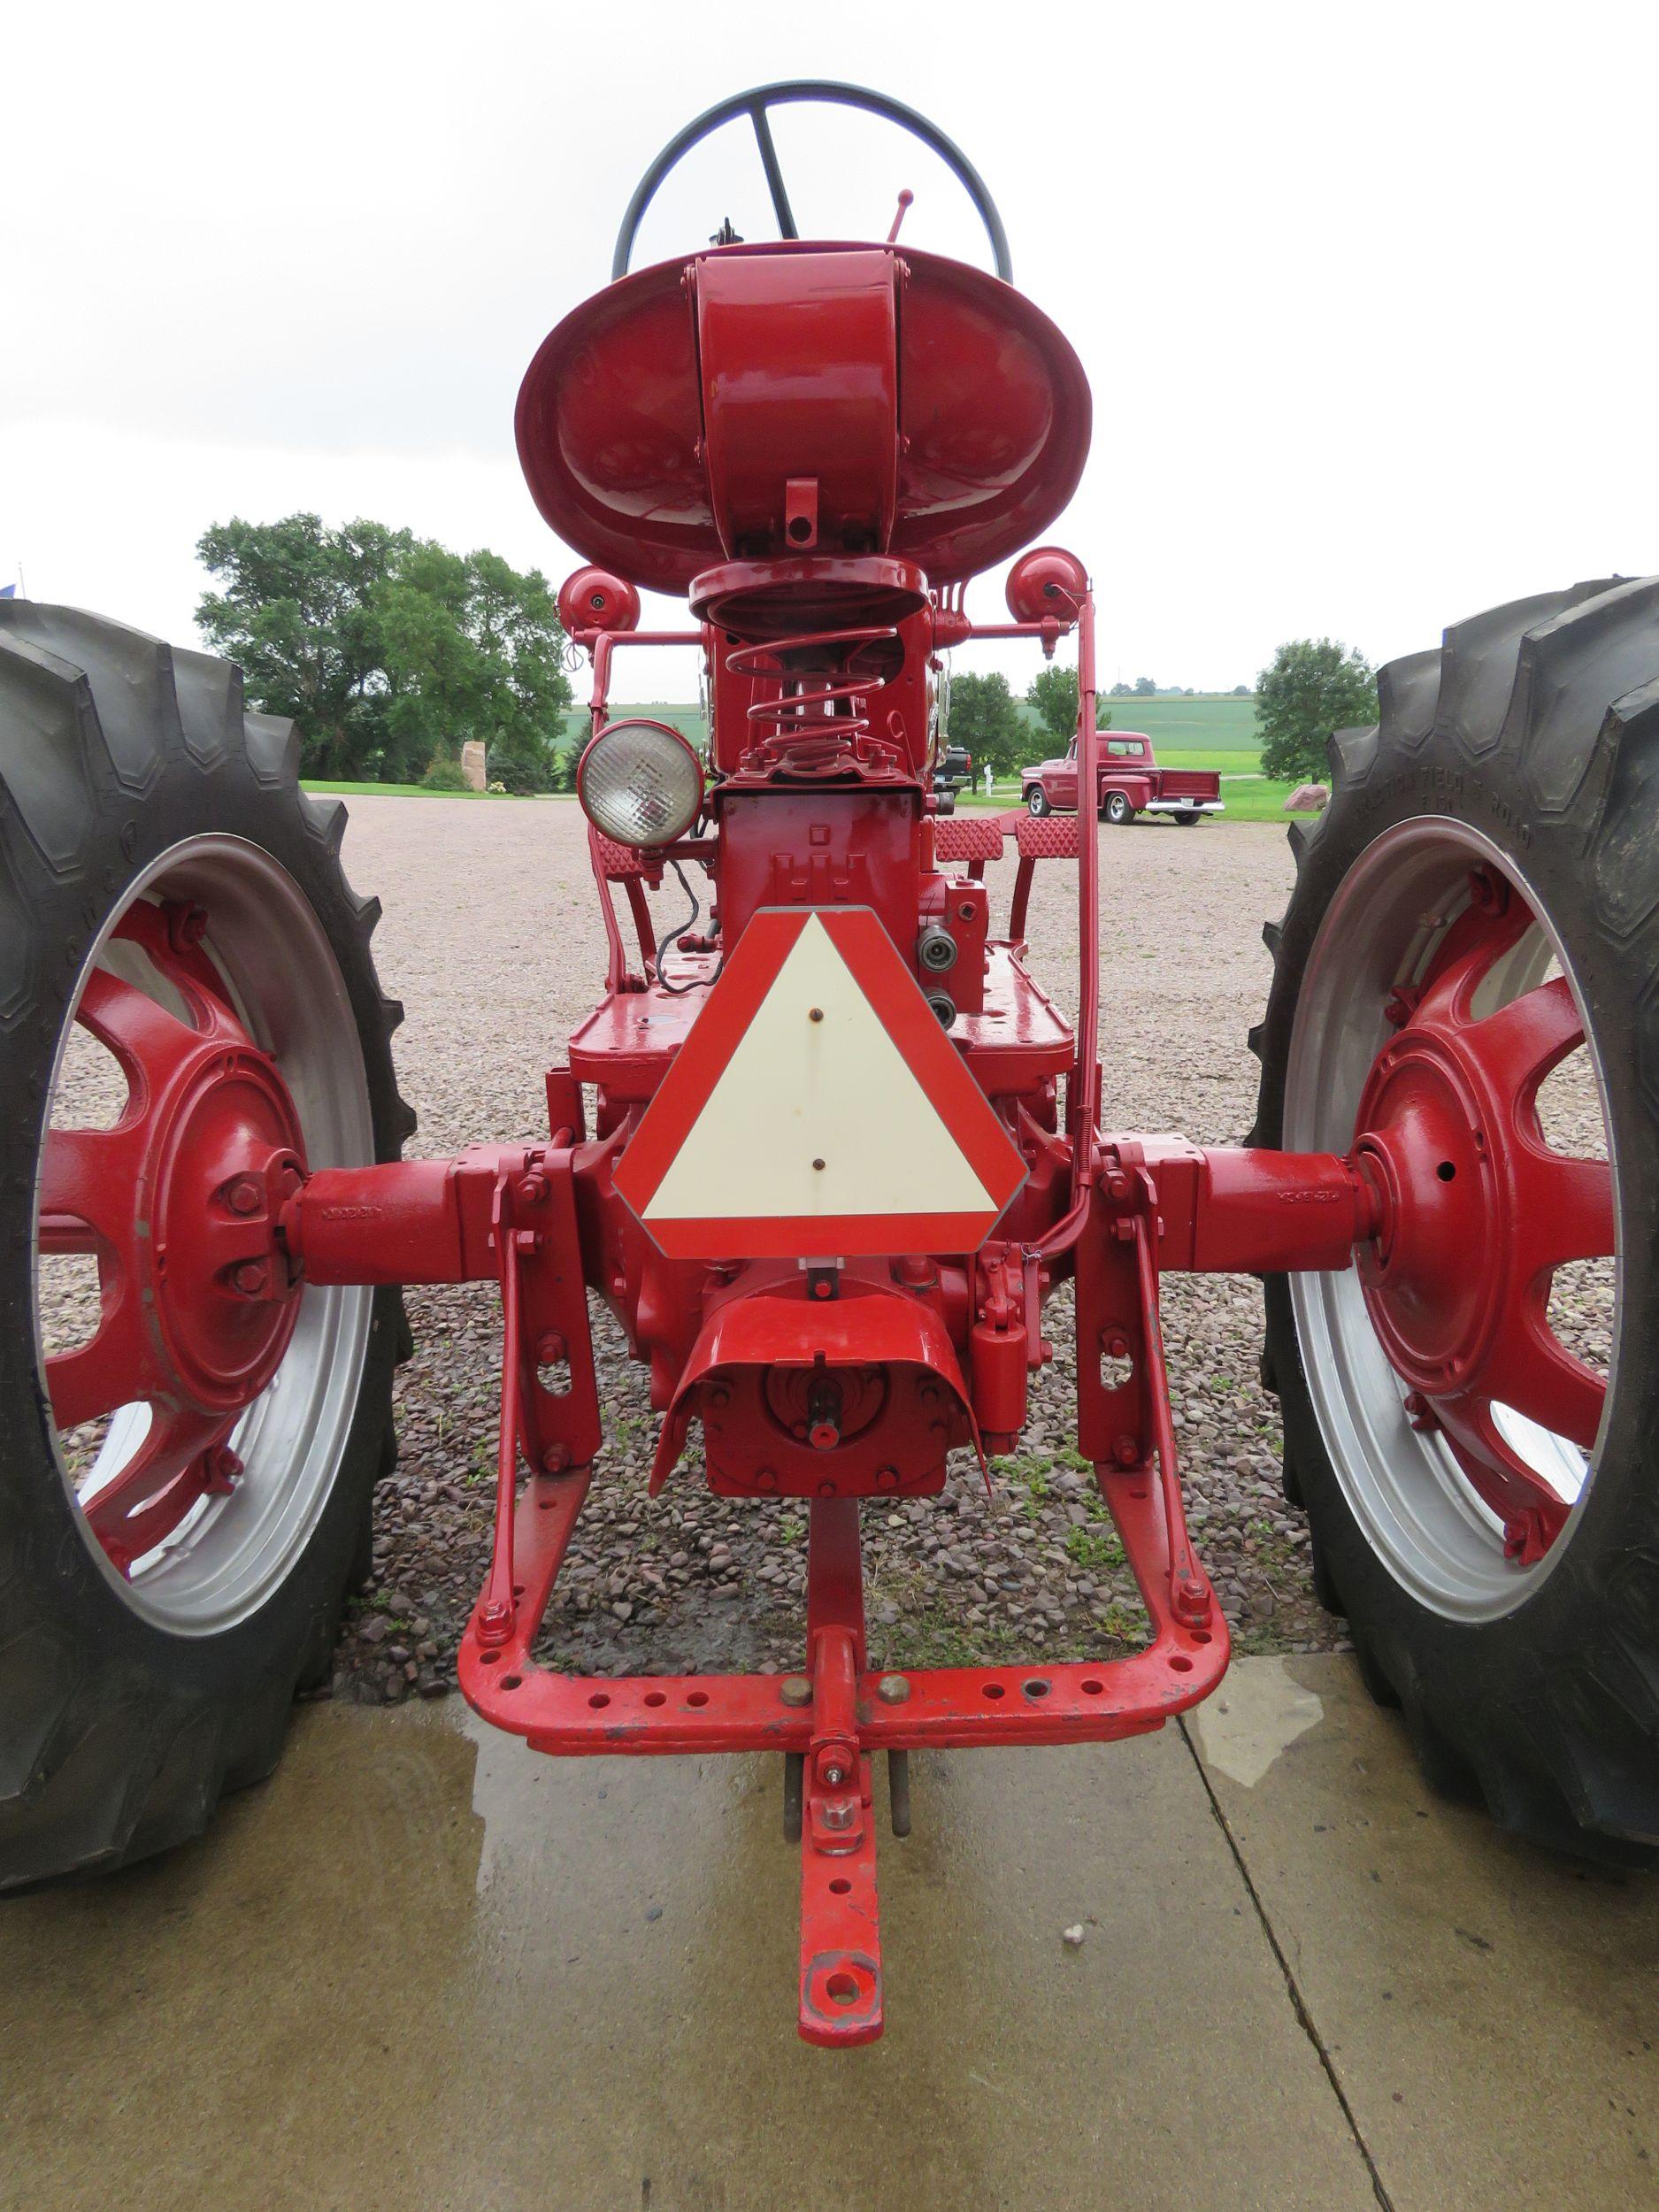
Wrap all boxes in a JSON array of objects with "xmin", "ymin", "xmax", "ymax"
[
  {"xmin": 1253, "ymin": 575, "xmax": 1659, "ymax": 1864},
  {"xmin": 0, "ymin": 602, "xmax": 412, "ymax": 1890}
]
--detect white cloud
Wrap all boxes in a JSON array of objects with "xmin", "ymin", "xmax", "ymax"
[{"xmin": 4, "ymin": 0, "xmax": 1655, "ymax": 695}]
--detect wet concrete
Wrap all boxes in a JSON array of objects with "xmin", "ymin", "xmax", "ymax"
[
  {"xmin": 3, "ymin": 1657, "xmax": 1655, "ymax": 2210},
  {"xmin": 1191, "ymin": 1656, "xmax": 1659, "ymax": 2211}
]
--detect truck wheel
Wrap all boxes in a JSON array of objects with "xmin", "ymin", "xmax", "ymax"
[
  {"xmin": 0, "ymin": 603, "xmax": 413, "ymax": 1890},
  {"xmin": 1103, "ymin": 791, "xmax": 1133, "ymax": 826},
  {"xmin": 1025, "ymin": 785, "xmax": 1050, "ymax": 818},
  {"xmin": 1174, "ymin": 810, "xmax": 1199, "ymax": 827},
  {"xmin": 1252, "ymin": 575, "xmax": 1659, "ymax": 1863}
]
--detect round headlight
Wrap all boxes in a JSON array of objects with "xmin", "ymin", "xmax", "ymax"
[{"xmin": 576, "ymin": 718, "xmax": 704, "ymax": 849}]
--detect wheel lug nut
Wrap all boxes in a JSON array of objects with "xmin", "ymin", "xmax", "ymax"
[{"xmin": 1403, "ymin": 1391, "xmax": 1439, "ymax": 1432}]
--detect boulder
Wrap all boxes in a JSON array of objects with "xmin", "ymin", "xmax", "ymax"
[
  {"xmin": 1284, "ymin": 781, "xmax": 1329, "ymax": 812},
  {"xmin": 460, "ymin": 740, "xmax": 487, "ymax": 792}
]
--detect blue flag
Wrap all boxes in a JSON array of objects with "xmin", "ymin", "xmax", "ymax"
[{"xmin": 0, "ymin": 585, "xmax": 14, "ymax": 599}]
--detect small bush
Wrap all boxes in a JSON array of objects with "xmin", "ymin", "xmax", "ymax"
[{"xmin": 420, "ymin": 750, "xmax": 469, "ymax": 792}]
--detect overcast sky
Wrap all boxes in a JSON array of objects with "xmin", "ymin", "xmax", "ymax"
[{"xmin": 5, "ymin": 0, "xmax": 1656, "ymax": 699}]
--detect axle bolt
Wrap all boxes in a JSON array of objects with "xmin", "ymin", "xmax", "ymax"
[
  {"xmin": 780, "ymin": 1675, "xmax": 812, "ymax": 1708},
  {"xmin": 231, "ymin": 1260, "xmax": 270, "ymax": 1297},
  {"xmin": 877, "ymin": 1674, "xmax": 910, "ymax": 1705},
  {"xmin": 224, "ymin": 1177, "xmax": 263, "ymax": 1217}
]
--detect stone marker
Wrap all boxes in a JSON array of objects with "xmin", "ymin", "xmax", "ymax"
[
  {"xmin": 1285, "ymin": 781, "xmax": 1329, "ymax": 812},
  {"xmin": 461, "ymin": 740, "xmax": 487, "ymax": 793}
]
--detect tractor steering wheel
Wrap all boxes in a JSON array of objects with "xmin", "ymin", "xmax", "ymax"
[{"xmin": 611, "ymin": 80, "xmax": 1013, "ymax": 284}]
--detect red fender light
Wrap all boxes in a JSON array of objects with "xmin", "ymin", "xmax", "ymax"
[{"xmin": 576, "ymin": 718, "xmax": 703, "ymax": 848}]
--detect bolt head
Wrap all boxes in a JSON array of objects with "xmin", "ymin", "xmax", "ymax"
[
  {"xmin": 518, "ymin": 1172, "xmax": 549, "ymax": 1207},
  {"xmin": 231, "ymin": 1260, "xmax": 270, "ymax": 1297},
  {"xmin": 877, "ymin": 1674, "xmax": 910, "ymax": 1705},
  {"xmin": 535, "ymin": 1332, "xmax": 567, "ymax": 1367},
  {"xmin": 541, "ymin": 1442, "xmax": 571, "ymax": 1475},
  {"xmin": 821, "ymin": 1800, "xmax": 855, "ymax": 1832},
  {"xmin": 225, "ymin": 1177, "xmax": 263, "ymax": 1217},
  {"xmin": 780, "ymin": 1674, "xmax": 812, "ymax": 1708}
]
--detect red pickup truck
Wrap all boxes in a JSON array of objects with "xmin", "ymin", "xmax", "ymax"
[{"xmin": 1021, "ymin": 731, "xmax": 1224, "ymax": 826}]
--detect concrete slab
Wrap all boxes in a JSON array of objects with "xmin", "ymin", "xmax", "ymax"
[
  {"xmin": 1190, "ymin": 1654, "xmax": 1659, "ymax": 2212},
  {"xmin": 0, "ymin": 1701, "xmax": 1375, "ymax": 2212}
]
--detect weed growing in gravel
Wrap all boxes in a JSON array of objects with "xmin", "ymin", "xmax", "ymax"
[{"xmin": 1064, "ymin": 1526, "xmax": 1125, "ymax": 1573}]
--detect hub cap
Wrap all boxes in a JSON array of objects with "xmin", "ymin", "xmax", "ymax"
[
  {"xmin": 33, "ymin": 838, "xmax": 374, "ymax": 1631},
  {"xmin": 1285, "ymin": 820, "xmax": 1617, "ymax": 1620}
]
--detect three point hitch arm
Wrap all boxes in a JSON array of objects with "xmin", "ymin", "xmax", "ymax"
[{"xmin": 274, "ymin": 1125, "xmax": 1377, "ymax": 2045}]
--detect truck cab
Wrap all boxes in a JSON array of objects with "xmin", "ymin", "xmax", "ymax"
[{"xmin": 1022, "ymin": 729, "xmax": 1224, "ymax": 826}]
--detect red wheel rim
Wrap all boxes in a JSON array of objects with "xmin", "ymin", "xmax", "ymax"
[
  {"xmin": 1352, "ymin": 866, "xmax": 1612, "ymax": 1567},
  {"xmin": 1284, "ymin": 819, "xmax": 1618, "ymax": 1617}
]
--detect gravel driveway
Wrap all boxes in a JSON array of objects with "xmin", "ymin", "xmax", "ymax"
[{"xmin": 326, "ymin": 799, "xmax": 1340, "ymax": 1701}]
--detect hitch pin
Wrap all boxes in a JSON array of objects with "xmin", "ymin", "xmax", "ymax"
[{"xmin": 887, "ymin": 188, "xmax": 914, "ymax": 244}]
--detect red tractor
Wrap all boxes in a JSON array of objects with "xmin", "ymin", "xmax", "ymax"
[{"xmin": 2, "ymin": 84, "xmax": 1646, "ymax": 2044}]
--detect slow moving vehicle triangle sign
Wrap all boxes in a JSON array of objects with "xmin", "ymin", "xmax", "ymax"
[{"xmin": 613, "ymin": 907, "xmax": 1027, "ymax": 1259}]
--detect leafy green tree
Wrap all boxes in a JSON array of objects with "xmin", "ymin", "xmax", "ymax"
[
  {"xmin": 195, "ymin": 515, "xmax": 408, "ymax": 780},
  {"xmin": 947, "ymin": 669, "xmax": 1025, "ymax": 778},
  {"xmin": 1255, "ymin": 638, "xmax": 1378, "ymax": 783},
  {"xmin": 1025, "ymin": 663, "xmax": 1110, "ymax": 744},
  {"xmin": 196, "ymin": 516, "xmax": 572, "ymax": 787},
  {"xmin": 1133, "ymin": 675, "xmax": 1157, "ymax": 696},
  {"xmin": 1026, "ymin": 664, "xmax": 1078, "ymax": 742},
  {"xmin": 1232, "ymin": 684, "xmax": 1252, "ymax": 697}
]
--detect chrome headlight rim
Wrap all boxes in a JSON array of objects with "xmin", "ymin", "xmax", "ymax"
[{"xmin": 575, "ymin": 718, "xmax": 705, "ymax": 849}]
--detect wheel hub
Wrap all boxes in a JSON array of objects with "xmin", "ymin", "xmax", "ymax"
[
  {"xmin": 143, "ymin": 1044, "xmax": 304, "ymax": 1409},
  {"xmin": 1355, "ymin": 1026, "xmax": 1503, "ymax": 1394}
]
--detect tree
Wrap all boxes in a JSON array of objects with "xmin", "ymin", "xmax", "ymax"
[
  {"xmin": 196, "ymin": 515, "xmax": 573, "ymax": 787},
  {"xmin": 947, "ymin": 669, "xmax": 1025, "ymax": 778},
  {"xmin": 1255, "ymin": 638, "xmax": 1378, "ymax": 783},
  {"xmin": 1026, "ymin": 663, "xmax": 1078, "ymax": 743},
  {"xmin": 1133, "ymin": 675, "xmax": 1156, "ymax": 696},
  {"xmin": 1232, "ymin": 684, "xmax": 1252, "ymax": 698},
  {"xmin": 1109, "ymin": 681, "xmax": 1133, "ymax": 697},
  {"xmin": 1025, "ymin": 662, "xmax": 1110, "ymax": 744}
]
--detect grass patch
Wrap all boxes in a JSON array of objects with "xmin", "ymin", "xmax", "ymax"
[{"xmin": 1064, "ymin": 1525, "xmax": 1125, "ymax": 1572}]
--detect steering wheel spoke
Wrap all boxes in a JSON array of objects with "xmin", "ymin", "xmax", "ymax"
[
  {"xmin": 612, "ymin": 81, "xmax": 1011, "ymax": 283},
  {"xmin": 748, "ymin": 100, "xmax": 798, "ymax": 240}
]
